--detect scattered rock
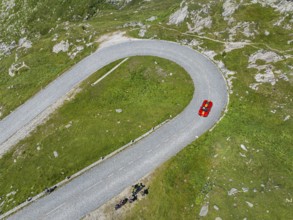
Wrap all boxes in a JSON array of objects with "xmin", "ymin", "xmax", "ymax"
[
  {"xmin": 249, "ymin": 50, "xmax": 283, "ymax": 65},
  {"xmin": 240, "ymin": 144, "xmax": 248, "ymax": 151},
  {"xmin": 284, "ymin": 115, "xmax": 290, "ymax": 121},
  {"xmin": 222, "ymin": 0, "xmax": 239, "ymax": 18},
  {"xmin": 249, "ymin": 83, "xmax": 260, "ymax": 91},
  {"xmin": 65, "ymin": 121, "xmax": 72, "ymax": 128},
  {"xmin": 6, "ymin": 191, "xmax": 16, "ymax": 197},
  {"xmin": 146, "ymin": 16, "xmax": 157, "ymax": 22},
  {"xmin": 255, "ymin": 68, "xmax": 276, "ymax": 85},
  {"xmin": 228, "ymin": 188, "xmax": 238, "ymax": 196},
  {"xmin": 68, "ymin": 45, "xmax": 84, "ymax": 59},
  {"xmin": 187, "ymin": 12, "xmax": 212, "ymax": 33},
  {"xmin": 0, "ymin": 41, "xmax": 16, "ymax": 56},
  {"xmin": 52, "ymin": 34, "xmax": 59, "ymax": 41},
  {"xmin": 224, "ymin": 42, "xmax": 248, "ymax": 52},
  {"xmin": 37, "ymin": 146, "xmax": 41, "ymax": 151},
  {"xmin": 215, "ymin": 217, "xmax": 222, "ymax": 220},
  {"xmin": 229, "ymin": 21, "xmax": 256, "ymax": 40},
  {"xmin": 251, "ymin": 0, "xmax": 293, "ymax": 14},
  {"xmin": 214, "ymin": 205, "xmax": 219, "ymax": 211},
  {"xmin": 115, "ymin": 109, "xmax": 122, "ymax": 113},
  {"xmin": 138, "ymin": 28, "xmax": 147, "ymax": 37},
  {"xmin": 242, "ymin": 187, "xmax": 249, "ymax": 192},
  {"xmin": 18, "ymin": 37, "xmax": 32, "ymax": 49},
  {"xmin": 239, "ymin": 153, "xmax": 246, "ymax": 158},
  {"xmin": 53, "ymin": 40, "xmax": 70, "ymax": 53},
  {"xmin": 53, "ymin": 151, "xmax": 59, "ymax": 158},
  {"xmin": 246, "ymin": 201, "xmax": 254, "ymax": 208},
  {"xmin": 199, "ymin": 203, "xmax": 209, "ymax": 217},
  {"xmin": 8, "ymin": 62, "xmax": 30, "ymax": 77}
]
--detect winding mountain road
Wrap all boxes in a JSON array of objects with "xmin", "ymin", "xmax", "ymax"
[{"xmin": 1, "ymin": 40, "xmax": 228, "ymax": 220}]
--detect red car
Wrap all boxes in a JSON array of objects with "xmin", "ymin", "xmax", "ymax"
[{"xmin": 198, "ymin": 100, "xmax": 213, "ymax": 117}]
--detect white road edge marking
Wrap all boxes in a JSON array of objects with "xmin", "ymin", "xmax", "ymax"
[
  {"xmin": 45, "ymin": 203, "xmax": 65, "ymax": 216},
  {"xmin": 91, "ymin": 57, "xmax": 129, "ymax": 86}
]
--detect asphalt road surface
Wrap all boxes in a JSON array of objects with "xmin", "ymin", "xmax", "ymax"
[{"xmin": 2, "ymin": 40, "xmax": 228, "ymax": 220}]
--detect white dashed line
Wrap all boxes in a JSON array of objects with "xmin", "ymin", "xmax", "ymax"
[
  {"xmin": 147, "ymin": 149, "xmax": 153, "ymax": 153},
  {"xmin": 163, "ymin": 138, "xmax": 169, "ymax": 143},
  {"xmin": 128, "ymin": 160, "xmax": 134, "ymax": 165},
  {"xmin": 84, "ymin": 181, "xmax": 102, "ymax": 192},
  {"xmin": 45, "ymin": 203, "xmax": 65, "ymax": 216},
  {"xmin": 108, "ymin": 173, "xmax": 113, "ymax": 178},
  {"xmin": 118, "ymin": 166, "xmax": 124, "ymax": 171}
]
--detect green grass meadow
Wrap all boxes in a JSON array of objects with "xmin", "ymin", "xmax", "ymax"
[{"xmin": 0, "ymin": 56, "xmax": 194, "ymax": 213}]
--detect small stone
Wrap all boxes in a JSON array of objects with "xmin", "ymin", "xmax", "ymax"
[
  {"xmin": 199, "ymin": 203, "xmax": 209, "ymax": 217},
  {"xmin": 65, "ymin": 121, "xmax": 72, "ymax": 129},
  {"xmin": 53, "ymin": 40, "xmax": 69, "ymax": 53},
  {"xmin": 246, "ymin": 201, "xmax": 254, "ymax": 208},
  {"xmin": 242, "ymin": 187, "xmax": 249, "ymax": 192},
  {"xmin": 239, "ymin": 153, "xmax": 246, "ymax": 157},
  {"xmin": 37, "ymin": 146, "xmax": 41, "ymax": 151},
  {"xmin": 240, "ymin": 144, "xmax": 248, "ymax": 151},
  {"xmin": 146, "ymin": 16, "xmax": 157, "ymax": 22},
  {"xmin": 115, "ymin": 109, "xmax": 122, "ymax": 113},
  {"xmin": 228, "ymin": 188, "xmax": 238, "ymax": 196},
  {"xmin": 215, "ymin": 217, "xmax": 222, "ymax": 220},
  {"xmin": 13, "ymin": 159, "xmax": 16, "ymax": 163},
  {"xmin": 284, "ymin": 115, "xmax": 290, "ymax": 121},
  {"xmin": 53, "ymin": 151, "xmax": 59, "ymax": 158},
  {"xmin": 213, "ymin": 205, "xmax": 219, "ymax": 211}
]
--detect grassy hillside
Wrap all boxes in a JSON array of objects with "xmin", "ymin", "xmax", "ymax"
[
  {"xmin": 0, "ymin": 56, "xmax": 193, "ymax": 213},
  {"xmin": 121, "ymin": 1, "xmax": 293, "ymax": 219}
]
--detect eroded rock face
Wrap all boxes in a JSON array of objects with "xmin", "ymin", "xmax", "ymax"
[
  {"xmin": 251, "ymin": 0, "xmax": 293, "ymax": 13},
  {"xmin": 168, "ymin": 5, "xmax": 189, "ymax": 25},
  {"xmin": 248, "ymin": 50, "xmax": 283, "ymax": 65},
  {"xmin": 222, "ymin": 0, "xmax": 239, "ymax": 18}
]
